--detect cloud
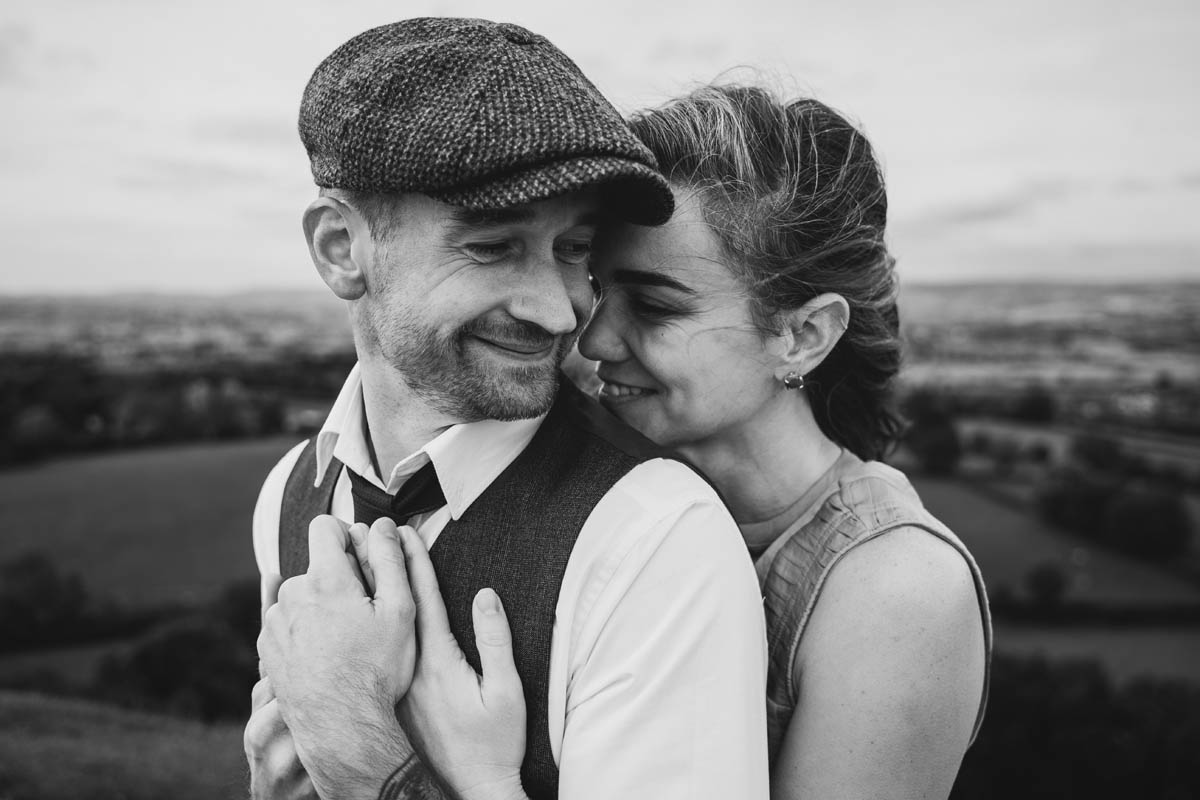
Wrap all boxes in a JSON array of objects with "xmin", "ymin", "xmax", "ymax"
[
  {"xmin": 649, "ymin": 37, "xmax": 732, "ymax": 66},
  {"xmin": 0, "ymin": 21, "xmax": 96, "ymax": 85},
  {"xmin": 192, "ymin": 116, "xmax": 299, "ymax": 150},
  {"xmin": 898, "ymin": 239, "xmax": 1200, "ymax": 284},
  {"xmin": 905, "ymin": 178, "xmax": 1083, "ymax": 235},
  {"xmin": 119, "ymin": 155, "xmax": 272, "ymax": 191},
  {"xmin": 0, "ymin": 23, "xmax": 32, "ymax": 83},
  {"xmin": 919, "ymin": 196, "xmax": 1028, "ymax": 228}
]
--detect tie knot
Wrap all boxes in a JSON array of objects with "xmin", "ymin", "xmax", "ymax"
[{"xmin": 347, "ymin": 462, "xmax": 446, "ymax": 526}]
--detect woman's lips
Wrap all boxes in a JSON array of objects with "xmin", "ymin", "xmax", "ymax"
[{"xmin": 597, "ymin": 377, "xmax": 656, "ymax": 399}]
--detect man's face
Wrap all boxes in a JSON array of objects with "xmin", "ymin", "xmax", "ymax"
[{"xmin": 356, "ymin": 191, "xmax": 599, "ymax": 422}]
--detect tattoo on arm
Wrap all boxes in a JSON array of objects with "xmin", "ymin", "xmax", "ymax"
[{"xmin": 378, "ymin": 753, "xmax": 451, "ymax": 800}]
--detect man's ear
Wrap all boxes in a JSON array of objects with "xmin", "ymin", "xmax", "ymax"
[
  {"xmin": 302, "ymin": 197, "xmax": 369, "ymax": 300},
  {"xmin": 772, "ymin": 293, "xmax": 850, "ymax": 382}
]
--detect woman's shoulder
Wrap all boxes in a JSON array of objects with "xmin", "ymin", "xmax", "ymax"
[
  {"xmin": 803, "ymin": 460, "xmax": 982, "ymax": 653},
  {"xmin": 760, "ymin": 457, "xmax": 949, "ymax": 588},
  {"xmin": 826, "ymin": 458, "xmax": 923, "ymax": 516},
  {"xmin": 818, "ymin": 524, "xmax": 979, "ymax": 620},
  {"xmin": 795, "ymin": 522, "xmax": 986, "ymax": 689},
  {"xmin": 762, "ymin": 456, "xmax": 984, "ymax": 653},
  {"xmin": 818, "ymin": 461, "xmax": 983, "ymax": 619}
]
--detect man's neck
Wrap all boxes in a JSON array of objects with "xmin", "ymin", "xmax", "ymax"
[{"xmin": 358, "ymin": 359, "xmax": 465, "ymax": 481}]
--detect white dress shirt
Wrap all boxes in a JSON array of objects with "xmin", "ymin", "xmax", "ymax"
[{"xmin": 253, "ymin": 364, "xmax": 769, "ymax": 799}]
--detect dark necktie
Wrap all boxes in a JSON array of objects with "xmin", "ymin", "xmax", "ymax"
[{"xmin": 347, "ymin": 461, "xmax": 446, "ymax": 526}]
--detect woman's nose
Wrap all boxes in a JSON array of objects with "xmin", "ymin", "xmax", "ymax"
[{"xmin": 578, "ymin": 292, "xmax": 629, "ymax": 362}]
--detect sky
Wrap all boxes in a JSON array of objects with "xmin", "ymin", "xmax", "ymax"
[{"xmin": 2, "ymin": 0, "xmax": 1198, "ymax": 293}]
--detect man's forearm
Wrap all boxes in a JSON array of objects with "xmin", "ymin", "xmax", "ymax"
[{"xmin": 289, "ymin": 713, "xmax": 438, "ymax": 800}]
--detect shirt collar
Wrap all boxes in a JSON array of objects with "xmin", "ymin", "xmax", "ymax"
[{"xmin": 312, "ymin": 363, "xmax": 543, "ymax": 520}]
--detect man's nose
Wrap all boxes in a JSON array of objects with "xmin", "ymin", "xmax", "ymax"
[
  {"xmin": 578, "ymin": 291, "xmax": 628, "ymax": 362},
  {"xmin": 507, "ymin": 256, "xmax": 590, "ymax": 337}
]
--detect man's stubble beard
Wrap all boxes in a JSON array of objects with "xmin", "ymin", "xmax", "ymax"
[{"xmin": 366, "ymin": 307, "xmax": 576, "ymax": 422}]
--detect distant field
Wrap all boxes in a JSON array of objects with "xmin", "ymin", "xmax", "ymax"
[
  {"xmin": 993, "ymin": 623, "xmax": 1200, "ymax": 684},
  {"xmin": 956, "ymin": 417, "xmax": 1200, "ymax": 481},
  {"xmin": 3, "ymin": 440, "xmax": 1200, "ymax": 687},
  {"xmin": 912, "ymin": 476, "xmax": 1200, "ymax": 607},
  {"xmin": 0, "ymin": 690, "xmax": 244, "ymax": 800},
  {"xmin": 0, "ymin": 437, "xmax": 301, "ymax": 607},
  {"xmin": 6, "ymin": 440, "xmax": 1194, "ymax": 609}
]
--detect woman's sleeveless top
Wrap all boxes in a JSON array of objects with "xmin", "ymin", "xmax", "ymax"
[{"xmin": 754, "ymin": 452, "xmax": 992, "ymax": 765}]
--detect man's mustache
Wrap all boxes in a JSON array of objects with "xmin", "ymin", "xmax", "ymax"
[{"xmin": 461, "ymin": 319, "xmax": 560, "ymax": 349}]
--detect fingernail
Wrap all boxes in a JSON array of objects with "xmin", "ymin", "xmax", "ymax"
[
  {"xmin": 372, "ymin": 517, "xmax": 399, "ymax": 539},
  {"xmin": 477, "ymin": 588, "xmax": 502, "ymax": 615},
  {"xmin": 349, "ymin": 523, "xmax": 368, "ymax": 545}
]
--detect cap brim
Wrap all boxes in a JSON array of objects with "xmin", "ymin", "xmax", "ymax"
[{"xmin": 429, "ymin": 156, "xmax": 675, "ymax": 226}]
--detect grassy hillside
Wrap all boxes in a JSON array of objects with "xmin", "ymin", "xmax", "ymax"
[
  {"xmin": 0, "ymin": 690, "xmax": 245, "ymax": 800},
  {"xmin": 0, "ymin": 436, "xmax": 301, "ymax": 607}
]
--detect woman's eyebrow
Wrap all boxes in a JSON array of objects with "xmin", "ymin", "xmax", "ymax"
[{"xmin": 611, "ymin": 268, "xmax": 696, "ymax": 294}]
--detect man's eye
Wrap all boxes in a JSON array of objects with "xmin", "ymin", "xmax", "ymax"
[
  {"xmin": 555, "ymin": 240, "xmax": 592, "ymax": 265},
  {"xmin": 465, "ymin": 242, "xmax": 512, "ymax": 262}
]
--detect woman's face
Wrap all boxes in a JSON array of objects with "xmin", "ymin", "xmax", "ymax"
[{"xmin": 578, "ymin": 190, "xmax": 782, "ymax": 451}]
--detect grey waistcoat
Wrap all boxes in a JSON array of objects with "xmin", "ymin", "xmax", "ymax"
[{"xmin": 278, "ymin": 378, "xmax": 676, "ymax": 799}]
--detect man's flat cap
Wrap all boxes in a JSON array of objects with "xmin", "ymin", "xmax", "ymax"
[{"xmin": 299, "ymin": 18, "xmax": 674, "ymax": 225}]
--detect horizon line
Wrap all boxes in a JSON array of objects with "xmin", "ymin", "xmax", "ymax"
[{"xmin": 3, "ymin": 276, "xmax": 1200, "ymax": 300}]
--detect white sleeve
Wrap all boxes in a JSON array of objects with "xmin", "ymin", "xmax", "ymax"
[
  {"xmin": 554, "ymin": 459, "xmax": 770, "ymax": 800},
  {"xmin": 251, "ymin": 439, "xmax": 308, "ymax": 608}
]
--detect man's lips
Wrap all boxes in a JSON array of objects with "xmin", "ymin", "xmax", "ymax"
[{"xmin": 470, "ymin": 334, "xmax": 555, "ymax": 356}]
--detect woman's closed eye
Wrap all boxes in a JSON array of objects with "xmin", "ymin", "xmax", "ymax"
[{"xmin": 630, "ymin": 296, "xmax": 685, "ymax": 321}]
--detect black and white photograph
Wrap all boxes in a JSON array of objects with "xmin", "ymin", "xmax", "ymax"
[{"xmin": 0, "ymin": 1, "xmax": 1197, "ymax": 798}]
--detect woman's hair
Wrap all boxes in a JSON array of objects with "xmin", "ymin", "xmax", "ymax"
[{"xmin": 628, "ymin": 84, "xmax": 904, "ymax": 460}]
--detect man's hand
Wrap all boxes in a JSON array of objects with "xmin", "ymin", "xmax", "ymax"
[
  {"xmin": 390, "ymin": 524, "xmax": 529, "ymax": 800},
  {"xmin": 245, "ymin": 676, "xmax": 318, "ymax": 800},
  {"xmin": 257, "ymin": 515, "xmax": 417, "ymax": 800}
]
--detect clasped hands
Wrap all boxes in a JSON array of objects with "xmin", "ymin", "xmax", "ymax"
[{"xmin": 248, "ymin": 516, "xmax": 528, "ymax": 800}]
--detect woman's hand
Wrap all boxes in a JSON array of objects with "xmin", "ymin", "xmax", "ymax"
[
  {"xmin": 244, "ymin": 676, "xmax": 318, "ymax": 800},
  {"xmin": 388, "ymin": 523, "xmax": 530, "ymax": 800}
]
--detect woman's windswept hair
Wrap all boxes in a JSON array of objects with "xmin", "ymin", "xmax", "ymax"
[{"xmin": 629, "ymin": 84, "xmax": 904, "ymax": 460}]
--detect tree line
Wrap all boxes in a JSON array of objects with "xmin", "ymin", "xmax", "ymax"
[{"xmin": 0, "ymin": 351, "xmax": 356, "ymax": 466}]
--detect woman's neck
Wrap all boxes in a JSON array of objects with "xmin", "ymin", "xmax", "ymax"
[{"xmin": 679, "ymin": 401, "xmax": 845, "ymax": 552}]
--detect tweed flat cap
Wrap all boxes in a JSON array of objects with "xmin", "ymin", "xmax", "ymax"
[{"xmin": 300, "ymin": 18, "xmax": 674, "ymax": 225}]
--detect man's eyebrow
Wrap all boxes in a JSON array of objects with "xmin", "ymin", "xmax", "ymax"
[
  {"xmin": 447, "ymin": 207, "xmax": 604, "ymax": 228},
  {"xmin": 611, "ymin": 268, "xmax": 696, "ymax": 294},
  {"xmin": 448, "ymin": 206, "xmax": 537, "ymax": 226},
  {"xmin": 574, "ymin": 211, "xmax": 604, "ymax": 228}
]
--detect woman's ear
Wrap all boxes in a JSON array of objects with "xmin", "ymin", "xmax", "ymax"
[
  {"xmin": 772, "ymin": 293, "xmax": 850, "ymax": 383},
  {"xmin": 302, "ymin": 196, "xmax": 369, "ymax": 300}
]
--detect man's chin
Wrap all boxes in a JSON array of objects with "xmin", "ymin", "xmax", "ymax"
[{"xmin": 465, "ymin": 361, "xmax": 561, "ymax": 421}]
